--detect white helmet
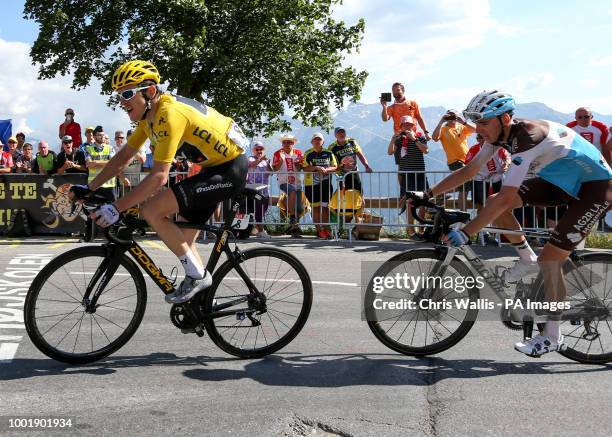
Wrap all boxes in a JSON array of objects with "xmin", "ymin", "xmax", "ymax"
[{"xmin": 463, "ymin": 90, "xmax": 515, "ymax": 121}]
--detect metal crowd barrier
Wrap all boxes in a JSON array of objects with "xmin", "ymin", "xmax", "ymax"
[{"xmin": 116, "ymin": 169, "xmax": 610, "ymax": 243}]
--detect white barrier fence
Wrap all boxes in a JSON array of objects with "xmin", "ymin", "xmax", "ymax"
[{"xmin": 117, "ymin": 169, "xmax": 611, "ymax": 242}]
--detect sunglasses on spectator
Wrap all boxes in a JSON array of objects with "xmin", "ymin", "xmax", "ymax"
[
  {"xmin": 282, "ymin": 141, "xmax": 294, "ymax": 144},
  {"xmin": 63, "ymin": 141, "xmax": 73, "ymax": 144},
  {"xmin": 576, "ymin": 115, "xmax": 592, "ymax": 119},
  {"xmin": 65, "ymin": 112, "xmax": 74, "ymax": 116},
  {"xmin": 115, "ymin": 136, "xmax": 125, "ymax": 139},
  {"xmin": 254, "ymin": 147, "xmax": 264, "ymax": 151},
  {"xmin": 115, "ymin": 85, "xmax": 151, "ymax": 101}
]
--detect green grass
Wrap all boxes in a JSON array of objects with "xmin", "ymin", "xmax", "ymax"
[{"xmin": 585, "ymin": 233, "xmax": 612, "ymax": 249}]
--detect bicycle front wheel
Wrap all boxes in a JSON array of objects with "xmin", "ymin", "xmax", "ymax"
[
  {"xmin": 365, "ymin": 249, "xmax": 479, "ymax": 356},
  {"xmin": 202, "ymin": 248, "xmax": 313, "ymax": 358},
  {"xmin": 555, "ymin": 252, "xmax": 612, "ymax": 364},
  {"xmin": 24, "ymin": 246, "xmax": 147, "ymax": 364}
]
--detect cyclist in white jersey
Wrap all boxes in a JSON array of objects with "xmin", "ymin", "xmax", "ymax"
[{"xmin": 410, "ymin": 90, "xmax": 612, "ymax": 357}]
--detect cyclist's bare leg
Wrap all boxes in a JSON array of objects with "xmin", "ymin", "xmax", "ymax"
[
  {"xmin": 141, "ymin": 189, "xmax": 193, "ymax": 257},
  {"xmin": 538, "ymin": 243, "xmax": 569, "ymax": 303},
  {"xmin": 537, "ymin": 243, "xmax": 569, "ymax": 341},
  {"xmin": 489, "ymin": 192, "xmax": 524, "ymax": 245}
]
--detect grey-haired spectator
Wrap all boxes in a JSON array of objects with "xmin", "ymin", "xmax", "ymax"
[
  {"xmin": 567, "ymin": 107, "xmax": 608, "ymax": 152},
  {"xmin": 32, "ymin": 140, "xmax": 57, "ymax": 175},
  {"xmin": 14, "ymin": 143, "xmax": 35, "ymax": 173},
  {"xmin": 58, "ymin": 108, "xmax": 82, "ymax": 149},
  {"xmin": 56, "ymin": 135, "xmax": 88, "ymax": 175},
  {"xmin": 247, "ymin": 141, "xmax": 273, "ymax": 238}
]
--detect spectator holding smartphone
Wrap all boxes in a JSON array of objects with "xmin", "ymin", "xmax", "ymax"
[
  {"xmin": 388, "ymin": 115, "xmax": 429, "ymax": 240},
  {"xmin": 432, "ymin": 109, "xmax": 475, "ymax": 210},
  {"xmin": 58, "ymin": 108, "xmax": 82, "ymax": 149},
  {"xmin": 381, "ymin": 82, "xmax": 431, "ymax": 140}
]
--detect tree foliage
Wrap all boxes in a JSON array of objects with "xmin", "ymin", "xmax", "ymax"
[{"xmin": 25, "ymin": 0, "xmax": 367, "ymax": 136}]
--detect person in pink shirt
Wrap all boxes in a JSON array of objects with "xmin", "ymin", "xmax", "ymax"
[
  {"xmin": 566, "ymin": 106, "xmax": 608, "ymax": 152},
  {"xmin": 58, "ymin": 108, "xmax": 83, "ymax": 149}
]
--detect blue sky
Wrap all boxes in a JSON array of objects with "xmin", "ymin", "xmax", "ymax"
[{"xmin": 1, "ymin": 0, "xmax": 612, "ymax": 146}]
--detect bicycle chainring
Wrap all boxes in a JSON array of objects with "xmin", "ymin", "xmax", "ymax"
[{"xmin": 170, "ymin": 304, "xmax": 199, "ymax": 330}]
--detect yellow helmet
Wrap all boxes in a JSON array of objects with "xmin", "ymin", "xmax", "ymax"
[{"xmin": 111, "ymin": 60, "xmax": 160, "ymax": 90}]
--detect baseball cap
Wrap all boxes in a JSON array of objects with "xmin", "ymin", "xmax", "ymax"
[
  {"xmin": 8, "ymin": 136, "xmax": 17, "ymax": 143},
  {"xmin": 93, "ymin": 125, "xmax": 104, "ymax": 134},
  {"xmin": 62, "ymin": 135, "xmax": 73, "ymax": 142},
  {"xmin": 400, "ymin": 115, "xmax": 415, "ymax": 125},
  {"xmin": 85, "ymin": 126, "xmax": 95, "ymax": 133},
  {"xmin": 334, "ymin": 127, "xmax": 346, "ymax": 135},
  {"xmin": 311, "ymin": 132, "xmax": 324, "ymax": 141}
]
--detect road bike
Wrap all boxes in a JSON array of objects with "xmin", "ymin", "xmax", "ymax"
[
  {"xmin": 24, "ymin": 185, "xmax": 313, "ymax": 364},
  {"xmin": 364, "ymin": 195, "xmax": 611, "ymax": 364}
]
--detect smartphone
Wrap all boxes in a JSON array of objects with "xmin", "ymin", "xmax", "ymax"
[{"xmin": 381, "ymin": 92, "xmax": 392, "ymax": 102}]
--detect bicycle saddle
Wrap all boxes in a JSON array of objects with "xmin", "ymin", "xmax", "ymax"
[
  {"xmin": 441, "ymin": 209, "xmax": 471, "ymax": 226},
  {"xmin": 243, "ymin": 184, "xmax": 269, "ymax": 200}
]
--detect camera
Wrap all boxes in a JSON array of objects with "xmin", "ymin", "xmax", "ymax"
[{"xmin": 381, "ymin": 92, "xmax": 392, "ymax": 103}]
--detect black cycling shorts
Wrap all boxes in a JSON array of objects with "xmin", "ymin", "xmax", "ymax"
[
  {"xmin": 305, "ymin": 179, "xmax": 333, "ymax": 206},
  {"xmin": 170, "ymin": 154, "xmax": 248, "ymax": 224},
  {"xmin": 517, "ymin": 178, "xmax": 611, "ymax": 250}
]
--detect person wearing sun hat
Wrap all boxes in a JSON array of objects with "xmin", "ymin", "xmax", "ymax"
[{"xmin": 272, "ymin": 133, "xmax": 304, "ymax": 237}]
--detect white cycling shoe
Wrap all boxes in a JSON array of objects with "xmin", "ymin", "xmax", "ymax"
[
  {"xmin": 514, "ymin": 334, "xmax": 564, "ymax": 357},
  {"xmin": 165, "ymin": 273, "xmax": 213, "ymax": 304},
  {"xmin": 503, "ymin": 260, "xmax": 539, "ymax": 284}
]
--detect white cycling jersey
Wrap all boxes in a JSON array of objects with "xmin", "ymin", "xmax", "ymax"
[{"xmin": 472, "ymin": 119, "xmax": 612, "ymax": 198}]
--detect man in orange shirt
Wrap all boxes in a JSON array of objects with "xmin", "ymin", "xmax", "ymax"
[{"xmin": 381, "ymin": 82, "xmax": 431, "ymax": 140}]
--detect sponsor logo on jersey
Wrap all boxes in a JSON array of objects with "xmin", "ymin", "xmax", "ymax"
[{"xmin": 158, "ymin": 116, "xmax": 166, "ymax": 125}]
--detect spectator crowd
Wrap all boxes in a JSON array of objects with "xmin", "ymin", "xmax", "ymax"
[{"xmin": 3, "ymin": 89, "xmax": 612, "ymax": 241}]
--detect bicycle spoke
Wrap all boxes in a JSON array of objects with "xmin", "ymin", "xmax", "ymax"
[{"xmin": 61, "ymin": 264, "xmax": 84, "ymax": 299}]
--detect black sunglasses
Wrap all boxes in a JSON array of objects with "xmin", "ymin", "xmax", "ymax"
[{"xmin": 576, "ymin": 115, "xmax": 592, "ymax": 119}]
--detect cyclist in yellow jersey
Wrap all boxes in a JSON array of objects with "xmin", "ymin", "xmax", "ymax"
[{"xmin": 70, "ymin": 60, "xmax": 249, "ymax": 304}]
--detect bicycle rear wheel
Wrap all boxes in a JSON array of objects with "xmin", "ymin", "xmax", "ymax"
[
  {"xmin": 24, "ymin": 246, "xmax": 147, "ymax": 364},
  {"xmin": 554, "ymin": 253, "xmax": 612, "ymax": 364},
  {"xmin": 202, "ymin": 248, "xmax": 312, "ymax": 358},
  {"xmin": 365, "ymin": 249, "xmax": 479, "ymax": 356}
]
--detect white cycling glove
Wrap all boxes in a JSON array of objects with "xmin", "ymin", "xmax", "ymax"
[{"xmin": 94, "ymin": 204, "xmax": 120, "ymax": 228}]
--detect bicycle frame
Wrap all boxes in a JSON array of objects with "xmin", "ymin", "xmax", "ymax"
[{"xmin": 83, "ymin": 196, "xmax": 262, "ymax": 320}]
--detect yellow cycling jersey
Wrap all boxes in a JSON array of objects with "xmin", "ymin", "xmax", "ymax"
[{"xmin": 127, "ymin": 94, "xmax": 248, "ymax": 166}]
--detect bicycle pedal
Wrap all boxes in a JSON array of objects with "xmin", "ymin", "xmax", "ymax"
[{"xmin": 194, "ymin": 325, "xmax": 205, "ymax": 337}]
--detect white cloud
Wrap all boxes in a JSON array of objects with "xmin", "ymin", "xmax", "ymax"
[
  {"xmin": 503, "ymin": 72, "xmax": 555, "ymax": 95},
  {"xmin": 334, "ymin": 0, "xmax": 494, "ymax": 103},
  {"xmin": 587, "ymin": 54, "xmax": 612, "ymax": 67},
  {"xmin": 580, "ymin": 78, "xmax": 601, "ymax": 88},
  {"xmin": 0, "ymin": 38, "xmax": 130, "ymax": 152}
]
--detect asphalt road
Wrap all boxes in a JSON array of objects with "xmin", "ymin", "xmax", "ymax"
[{"xmin": 0, "ymin": 237, "xmax": 610, "ymax": 437}]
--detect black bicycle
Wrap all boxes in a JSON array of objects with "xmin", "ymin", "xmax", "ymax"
[
  {"xmin": 24, "ymin": 185, "xmax": 313, "ymax": 364},
  {"xmin": 364, "ymin": 195, "xmax": 612, "ymax": 364}
]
